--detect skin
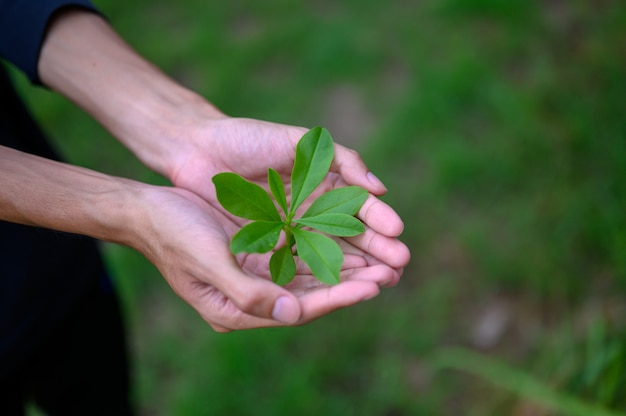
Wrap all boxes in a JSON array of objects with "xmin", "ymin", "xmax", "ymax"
[{"xmin": 0, "ymin": 9, "xmax": 410, "ymax": 332}]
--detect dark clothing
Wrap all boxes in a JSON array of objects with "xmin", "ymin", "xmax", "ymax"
[
  {"xmin": 0, "ymin": 0, "xmax": 96, "ymax": 83},
  {"xmin": 1, "ymin": 1, "xmax": 132, "ymax": 414},
  {"xmin": 0, "ymin": 269, "xmax": 132, "ymax": 416},
  {"xmin": 0, "ymin": 66, "xmax": 105, "ymax": 380}
]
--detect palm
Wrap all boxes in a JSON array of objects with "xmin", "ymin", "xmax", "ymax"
[
  {"xmin": 170, "ymin": 117, "xmax": 308, "ymax": 203},
  {"xmin": 137, "ymin": 115, "xmax": 412, "ymax": 330},
  {"xmin": 171, "ymin": 118, "xmax": 352, "ymax": 229},
  {"xmin": 145, "ymin": 187, "xmax": 388, "ymax": 331}
]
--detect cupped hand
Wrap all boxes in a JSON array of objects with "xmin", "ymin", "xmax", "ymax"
[
  {"xmin": 167, "ymin": 116, "xmax": 410, "ymax": 276},
  {"xmin": 36, "ymin": 8, "xmax": 408, "ymax": 331},
  {"xmin": 135, "ymin": 185, "xmax": 401, "ymax": 332}
]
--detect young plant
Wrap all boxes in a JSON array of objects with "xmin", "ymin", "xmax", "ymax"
[{"xmin": 212, "ymin": 127, "xmax": 368, "ymax": 286}]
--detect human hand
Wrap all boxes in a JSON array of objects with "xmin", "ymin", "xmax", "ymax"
[
  {"xmin": 165, "ymin": 116, "xmax": 410, "ymax": 288},
  {"xmin": 0, "ymin": 141, "xmax": 402, "ymax": 332},
  {"xmin": 35, "ymin": 10, "xmax": 409, "ymax": 328},
  {"xmin": 134, "ymin": 185, "xmax": 403, "ymax": 331}
]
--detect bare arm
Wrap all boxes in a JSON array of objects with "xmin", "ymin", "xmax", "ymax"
[
  {"xmin": 16, "ymin": 8, "xmax": 410, "ymax": 331},
  {"xmin": 38, "ymin": 9, "xmax": 223, "ymax": 178},
  {"xmin": 0, "ymin": 144, "xmax": 135, "ymax": 242},
  {"xmin": 1, "ymin": 143, "xmax": 403, "ymax": 330},
  {"xmin": 0, "ymin": 144, "xmax": 308, "ymax": 329}
]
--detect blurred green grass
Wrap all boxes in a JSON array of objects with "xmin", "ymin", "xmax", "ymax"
[{"xmin": 11, "ymin": 0, "xmax": 626, "ymax": 414}]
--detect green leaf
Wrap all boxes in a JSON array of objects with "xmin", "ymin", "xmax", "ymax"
[
  {"xmin": 270, "ymin": 245, "xmax": 297, "ymax": 286},
  {"xmin": 290, "ymin": 127, "xmax": 334, "ymax": 214},
  {"xmin": 268, "ymin": 168, "xmax": 288, "ymax": 217},
  {"xmin": 295, "ymin": 213, "xmax": 365, "ymax": 237},
  {"xmin": 230, "ymin": 221, "xmax": 283, "ymax": 254},
  {"xmin": 213, "ymin": 172, "xmax": 281, "ymax": 222},
  {"xmin": 301, "ymin": 186, "xmax": 368, "ymax": 218},
  {"xmin": 292, "ymin": 229, "xmax": 343, "ymax": 285}
]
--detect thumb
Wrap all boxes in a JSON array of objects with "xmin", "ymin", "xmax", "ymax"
[
  {"xmin": 271, "ymin": 295, "xmax": 301, "ymax": 323},
  {"xmin": 212, "ymin": 259, "xmax": 301, "ymax": 324}
]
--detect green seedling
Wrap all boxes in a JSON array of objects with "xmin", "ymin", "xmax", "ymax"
[{"xmin": 212, "ymin": 127, "xmax": 368, "ymax": 286}]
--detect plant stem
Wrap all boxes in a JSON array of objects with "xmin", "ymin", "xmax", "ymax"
[{"xmin": 284, "ymin": 227, "xmax": 295, "ymax": 249}]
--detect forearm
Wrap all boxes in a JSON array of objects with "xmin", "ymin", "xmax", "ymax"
[
  {"xmin": 0, "ymin": 144, "xmax": 140, "ymax": 246},
  {"xmin": 38, "ymin": 9, "xmax": 224, "ymax": 178}
]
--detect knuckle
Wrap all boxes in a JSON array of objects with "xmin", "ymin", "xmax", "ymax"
[
  {"xmin": 345, "ymin": 147, "xmax": 362, "ymax": 162},
  {"xmin": 236, "ymin": 290, "xmax": 266, "ymax": 314}
]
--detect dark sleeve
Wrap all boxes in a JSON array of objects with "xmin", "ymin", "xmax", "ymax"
[{"xmin": 0, "ymin": 0, "xmax": 99, "ymax": 84}]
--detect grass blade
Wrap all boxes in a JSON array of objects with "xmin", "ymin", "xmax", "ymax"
[{"xmin": 430, "ymin": 347, "xmax": 624, "ymax": 416}]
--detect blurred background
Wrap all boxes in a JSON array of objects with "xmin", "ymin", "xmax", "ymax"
[{"xmin": 11, "ymin": 0, "xmax": 626, "ymax": 414}]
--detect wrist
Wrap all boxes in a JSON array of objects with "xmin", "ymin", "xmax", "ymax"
[
  {"xmin": 86, "ymin": 177, "xmax": 151, "ymax": 247},
  {"xmin": 38, "ymin": 9, "xmax": 226, "ymax": 179},
  {"xmin": 125, "ymin": 86, "xmax": 227, "ymax": 179}
]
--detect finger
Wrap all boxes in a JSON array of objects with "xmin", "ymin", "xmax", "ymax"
[
  {"xmin": 285, "ymin": 234, "xmax": 404, "ymax": 287},
  {"xmin": 297, "ymin": 280, "xmax": 380, "ymax": 324},
  {"xmin": 358, "ymin": 194, "xmax": 405, "ymax": 237},
  {"xmin": 285, "ymin": 262, "xmax": 396, "ymax": 293},
  {"xmin": 207, "ymin": 255, "xmax": 302, "ymax": 325},
  {"xmin": 345, "ymin": 228, "xmax": 411, "ymax": 270},
  {"xmin": 331, "ymin": 144, "xmax": 388, "ymax": 196},
  {"xmin": 194, "ymin": 268, "xmax": 392, "ymax": 331},
  {"xmin": 198, "ymin": 281, "xmax": 380, "ymax": 330},
  {"xmin": 337, "ymin": 239, "xmax": 405, "ymax": 286},
  {"xmin": 192, "ymin": 285, "xmax": 280, "ymax": 331},
  {"xmin": 342, "ymin": 253, "xmax": 369, "ymax": 270},
  {"xmin": 341, "ymin": 263, "xmax": 401, "ymax": 287}
]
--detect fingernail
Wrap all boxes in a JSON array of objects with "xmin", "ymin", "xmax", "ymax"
[
  {"xmin": 367, "ymin": 172, "xmax": 387, "ymax": 191},
  {"xmin": 272, "ymin": 296, "xmax": 300, "ymax": 323}
]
